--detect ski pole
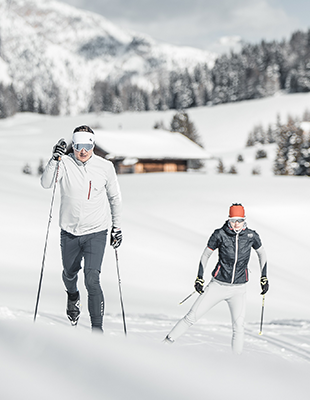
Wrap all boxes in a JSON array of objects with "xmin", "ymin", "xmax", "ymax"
[
  {"xmin": 33, "ymin": 160, "xmax": 61, "ymax": 322},
  {"xmin": 115, "ymin": 249, "xmax": 127, "ymax": 335},
  {"xmin": 259, "ymin": 294, "xmax": 265, "ymax": 335},
  {"xmin": 179, "ymin": 291, "xmax": 196, "ymax": 305}
]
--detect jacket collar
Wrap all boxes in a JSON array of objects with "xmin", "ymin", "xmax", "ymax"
[
  {"xmin": 223, "ymin": 220, "xmax": 247, "ymax": 235},
  {"xmin": 69, "ymin": 152, "xmax": 94, "ymax": 166}
]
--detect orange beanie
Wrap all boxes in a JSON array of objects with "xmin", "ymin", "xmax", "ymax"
[{"xmin": 229, "ymin": 204, "xmax": 245, "ymax": 218}]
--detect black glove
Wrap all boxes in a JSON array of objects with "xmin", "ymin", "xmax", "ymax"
[
  {"xmin": 194, "ymin": 277, "xmax": 205, "ymax": 294},
  {"xmin": 52, "ymin": 138, "xmax": 67, "ymax": 161},
  {"xmin": 260, "ymin": 276, "xmax": 269, "ymax": 295},
  {"xmin": 110, "ymin": 227, "xmax": 122, "ymax": 249}
]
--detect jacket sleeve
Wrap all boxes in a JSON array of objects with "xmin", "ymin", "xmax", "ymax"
[
  {"xmin": 106, "ymin": 163, "xmax": 122, "ymax": 228},
  {"xmin": 197, "ymin": 229, "xmax": 219, "ymax": 278},
  {"xmin": 40, "ymin": 158, "xmax": 63, "ymax": 189},
  {"xmin": 252, "ymin": 230, "xmax": 262, "ymax": 250},
  {"xmin": 255, "ymin": 245, "xmax": 267, "ymax": 277},
  {"xmin": 197, "ymin": 247, "xmax": 214, "ymax": 278},
  {"xmin": 207, "ymin": 229, "xmax": 221, "ymax": 251}
]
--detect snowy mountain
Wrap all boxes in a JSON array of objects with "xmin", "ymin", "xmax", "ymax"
[{"xmin": 0, "ymin": 0, "xmax": 216, "ymax": 115}]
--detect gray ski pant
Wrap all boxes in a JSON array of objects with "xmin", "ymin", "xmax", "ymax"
[
  {"xmin": 60, "ymin": 229, "xmax": 107, "ymax": 329},
  {"xmin": 168, "ymin": 279, "xmax": 246, "ymax": 354}
]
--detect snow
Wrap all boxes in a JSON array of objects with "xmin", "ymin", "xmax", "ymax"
[
  {"xmin": 94, "ymin": 129, "xmax": 210, "ymax": 159},
  {"xmin": 0, "ymin": 58, "xmax": 12, "ymax": 86},
  {"xmin": 300, "ymin": 121, "xmax": 310, "ymax": 133},
  {"xmin": 1, "ymin": 93, "xmax": 310, "ymax": 399}
]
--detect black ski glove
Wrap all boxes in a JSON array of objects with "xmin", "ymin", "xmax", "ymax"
[
  {"xmin": 194, "ymin": 277, "xmax": 205, "ymax": 294},
  {"xmin": 110, "ymin": 227, "xmax": 122, "ymax": 249},
  {"xmin": 52, "ymin": 138, "xmax": 67, "ymax": 161},
  {"xmin": 260, "ymin": 276, "xmax": 269, "ymax": 295}
]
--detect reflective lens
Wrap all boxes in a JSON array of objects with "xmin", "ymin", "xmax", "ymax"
[
  {"xmin": 230, "ymin": 218, "xmax": 245, "ymax": 223},
  {"xmin": 73, "ymin": 143, "xmax": 94, "ymax": 152}
]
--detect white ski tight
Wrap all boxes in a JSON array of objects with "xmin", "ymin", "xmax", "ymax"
[{"xmin": 168, "ymin": 279, "xmax": 247, "ymax": 354}]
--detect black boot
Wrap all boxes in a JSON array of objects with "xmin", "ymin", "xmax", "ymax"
[
  {"xmin": 66, "ymin": 291, "xmax": 80, "ymax": 326},
  {"xmin": 92, "ymin": 325, "xmax": 103, "ymax": 333}
]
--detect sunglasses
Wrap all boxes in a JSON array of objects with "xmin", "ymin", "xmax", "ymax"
[
  {"xmin": 230, "ymin": 218, "xmax": 245, "ymax": 223},
  {"xmin": 73, "ymin": 143, "xmax": 94, "ymax": 152}
]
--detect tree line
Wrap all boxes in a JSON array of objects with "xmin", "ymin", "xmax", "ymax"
[{"xmin": 90, "ymin": 28, "xmax": 310, "ymax": 113}]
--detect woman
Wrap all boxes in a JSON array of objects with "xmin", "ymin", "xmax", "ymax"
[{"xmin": 164, "ymin": 203, "xmax": 269, "ymax": 354}]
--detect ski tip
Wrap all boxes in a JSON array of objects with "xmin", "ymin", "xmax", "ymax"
[
  {"xmin": 258, "ymin": 331, "xmax": 263, "ymax": 335},
  {"xmin": 68, "ymin": 316, "xmax": 79, "ymax": 326}
]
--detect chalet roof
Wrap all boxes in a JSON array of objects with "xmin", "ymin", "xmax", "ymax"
[{"xmin": 94, "ymin": 129, "xmax": 209, "ymax": 160}]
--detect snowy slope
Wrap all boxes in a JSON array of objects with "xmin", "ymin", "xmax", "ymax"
[
  {"xmin": 0, "ymin": 0, "xmax": 216, "ymax": 114},
  {"xmin": 0, "ymin": 94, "xmax": 310, "ymax": 398}
]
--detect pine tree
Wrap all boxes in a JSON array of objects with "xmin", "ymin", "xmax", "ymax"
[
  {"xmin": 168, "ymin": 70, "xmax": 196, "ymax": 110},
  {"xmin": 266, "ymin": 124, "xmax": 276, "ymax": 144},
  {"xmin": 38, "ymin": 159, "xmax": 45, "ymax": 175},
  {"xmin": 274, "ymin": 118, "xmax": 304, "ymax": 175},
  {"xmin": 0, "ymin": 83, "xmax": 18, "ymax": 118},
  {"xmin": 170, "ymin": 111, "xmax": 203, "ymax": 147},
  {"xmin": 295, "ymin": 125, "xmax": 310, "ymax": 175},
  {"xmin": 228, "ymin": 165, "xmax": 238, "ymax": 174},
  {"xmin": 217, "ymin": 159, "xmax": 225, "ymax": 173},
  {"xmin": 246, "ymin": 124, "xmax": 266, "ymax": 146},
  {"xmin": 255, "ymin": 149, "xmax": 268, "ymax": 159},
  {"xmin": 23, "ymin": 163, "xmax": 32, "ymax": 175},
  {"xmin": 237, "ymin": 154, "xmax": 244, "ymax": 162},
  {"xmin": 91, "ymin": 81, "xmax": 114, "ymax": 112},
  {"xmin": 302, "ymin": 109, "xmax": 310, "ymax": 121}
]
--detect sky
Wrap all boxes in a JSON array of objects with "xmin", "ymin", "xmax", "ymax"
[{"xmin": 59, "ymin": 0, "xmax": 310, "ymax": 54}]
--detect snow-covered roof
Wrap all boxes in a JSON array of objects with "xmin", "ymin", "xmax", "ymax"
[{"xmin": 94, "ymin": 129, "xmax": 210, "ymax": 160}]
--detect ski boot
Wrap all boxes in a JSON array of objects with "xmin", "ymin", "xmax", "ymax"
[
  {"xmin": 163, "ymin": 335, "xmax": 174, "ymax": 344},
  {"xmin": 66, "ymin": 291, "xmax": 81, "ymax": 326}
]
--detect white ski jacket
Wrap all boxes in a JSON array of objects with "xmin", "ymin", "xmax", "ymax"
[{"xmin": 41, "ymin": 153, "xmax": 121, "ymax": 236}]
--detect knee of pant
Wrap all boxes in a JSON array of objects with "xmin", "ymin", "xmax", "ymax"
[
  {"xmin": 232, "ymin": 318, "xmax": 244, "ymax": 333},
  {"xmin": 184, "ymin": 310, "xmax": 197, "ymax": 326},
  {"xmin": 84, "ymin": 269, "xmax": 101, "ymax": 293},
  {"xmin": 62, "ymin": 270, "xmax": 76, "ymax": 281}
]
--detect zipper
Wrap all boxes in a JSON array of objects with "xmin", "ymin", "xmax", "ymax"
[
  {"xmin": 231, "ymin": 233, "xmax": 239, "ymax": 284},
  {"xmin": 88, "ymin": 181, "xmax": 92, "ymax": 200},
  {"xmin": 214, "ymin": 264, "xmax": 221, "ymax": 277}
]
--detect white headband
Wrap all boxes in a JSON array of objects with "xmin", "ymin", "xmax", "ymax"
[{"xmin": 72, "ymin": 131, "xmax": 95, "ymax": 145}]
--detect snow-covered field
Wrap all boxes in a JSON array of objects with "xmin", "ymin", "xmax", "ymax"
[{"xmin": 1, "ymin": 93, "xmax": 310, "ymax": 399}]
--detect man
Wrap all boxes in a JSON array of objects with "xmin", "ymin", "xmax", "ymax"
[
  {"xmin": 41, "ymin": 125, "xmax": 122, "ymax": 331},
  {"xmin": 164, "ymin": 203, "xmax": 269, "ymax": 354}
]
